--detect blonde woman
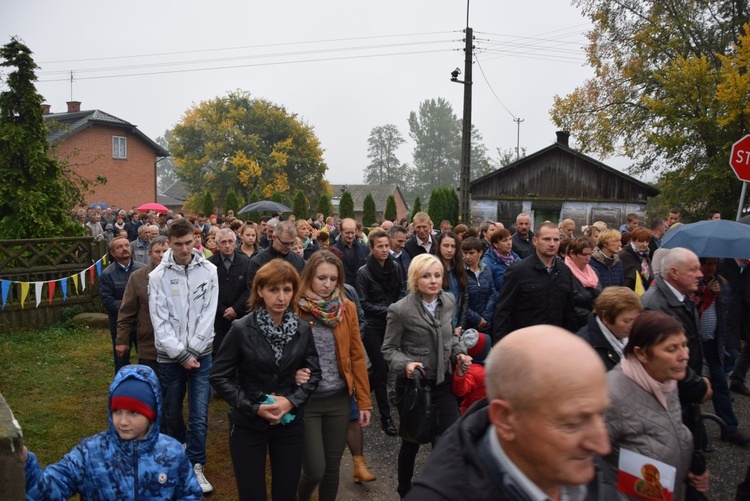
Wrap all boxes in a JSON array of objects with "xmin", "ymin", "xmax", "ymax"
[{"xmin": 382, "ymin": 253, "xmax": 471, "ymax": 498}]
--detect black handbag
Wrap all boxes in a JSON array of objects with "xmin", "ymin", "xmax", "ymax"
[{"xmin": 396, "ymin": 367, "xmax": 436, "ymax": 444}]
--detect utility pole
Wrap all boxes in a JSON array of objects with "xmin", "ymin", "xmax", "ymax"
[
  {"xmin": 458, "ymin": 27, "xmax": 473, "ymax": 224},
  {"xmin": 514, "ymin": 117, "xmax": 524, "ymax": 161}
]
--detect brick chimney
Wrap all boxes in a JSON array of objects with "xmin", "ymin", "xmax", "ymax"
[
  {"xmin": 41, "ymin": 104, "xmax": 51, "ymax": 114},
  {"xmin": 66, "ymin": 101, "xmax": 81, "ymax": 113},
  {"xmin": 556, "ymin": 131, "xmax": 570, "ymax": 147}
]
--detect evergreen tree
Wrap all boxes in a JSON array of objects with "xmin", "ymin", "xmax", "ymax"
[
  {"xmin": 316, "ymin": 193, "xmax": 332, "ymax": 217},
  {"xmin": 224, "ymin": 188, "xmax": 240, "ymax": 215},
  {"xmin": 293, "ymin": 190, "xmax": 308, "ymax": 221},
  {"xmin": 362, "ymin": 193, "xmax": 377, "ymax": 227},
  {"xmin": 428, "ymin": 188, "xmax": 445, "ymax": 225},
  {"xmin": 271, "ymin": 190, "xmax": 283, "ymax": 203},
  {"xmin": 245, "ymin": 189, "xmax": 261, "ymax": 222},
  {"xmin": 447, "ymin": 187, "xmax": 460, "ymax": 226},
  {"xmin": 383, "ymin": 195, "xmax": 397, "ymax": 222},
  {"xmin": 0, "ymin": 37, "xmax": 85, "ymax": 238},
  {"xmin": 411, "ymin": 196, "xmax": 422, "ymax": 221},
  {"xmin": 339, "ymin": 191, "xmax": 355, "ymax": 219},
  {"xmin": 202, "ymin": 191, "xmax": 215, "ymax": 216}
]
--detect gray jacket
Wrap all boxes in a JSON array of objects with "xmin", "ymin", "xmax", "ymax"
[
  {"xmin": 382, "ymin": 291, "xmax": 465, "ymax": 384},
  {"xmin": 605, "ymin": 365, "xmax": 693, "ymax": 501}
]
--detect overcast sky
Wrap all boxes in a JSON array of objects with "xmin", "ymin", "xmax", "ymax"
[{"xmin": 2, "ymin": 1, "xmax": 632, "ymax": 186}]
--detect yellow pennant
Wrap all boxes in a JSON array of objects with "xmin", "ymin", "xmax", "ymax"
[{"xmin": 20, "ymin": 282, "xmax": 29, "ymax": 309}]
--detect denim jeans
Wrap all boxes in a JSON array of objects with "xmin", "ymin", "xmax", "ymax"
[
  {"xmin": 159, "ymin": 355, "xmax": 212, "ymax": 465},
  {"xmin": 703, "ymin": 340, "xmax": 739, "ymax": 432}
]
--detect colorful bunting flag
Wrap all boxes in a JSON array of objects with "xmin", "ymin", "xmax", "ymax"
[
  {"xmin": 20, "ymin": 282, "xmax": 29, "ymax": 309},
  {"xmin": 1, "ymin": 280, "xmax": 9, "ymax": 309},
  {"xmin": 1, "ymin": 256, "xmax": 107, "ymax": 309}
]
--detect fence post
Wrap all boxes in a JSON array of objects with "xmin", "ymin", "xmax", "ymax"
[{"xmin": 0, "ymin": 393, "xmax": 24, "ymax": 500}]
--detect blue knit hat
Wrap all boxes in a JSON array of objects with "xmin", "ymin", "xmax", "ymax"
[{"xmin": 111, "ymin": 377, "xmax": 157, "ymax": 421}]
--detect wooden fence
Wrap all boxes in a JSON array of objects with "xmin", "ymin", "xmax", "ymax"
[{"xmin": 0, "ymin": 237, "xmax": 108, "ymax": 330}]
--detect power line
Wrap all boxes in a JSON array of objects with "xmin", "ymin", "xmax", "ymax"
[
  {"xmin": 36, "ymin": 38, "xmax": 456, "ymax": 76},
  {"xmin": 474, "ymin": 53, "xmax": 517, "ymax": 120},
  {"xmin": 37, "ymin": 31, "xmax": 458, "ymax": 65},
  {"xmin": 38, "ymin": 48, "xmax": 455, "ymax": 82}
]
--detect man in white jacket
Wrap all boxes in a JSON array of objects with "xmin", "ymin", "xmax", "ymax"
[{"xmin": 149, "ymin": 218, "xmax": 218, "ymax": 494}]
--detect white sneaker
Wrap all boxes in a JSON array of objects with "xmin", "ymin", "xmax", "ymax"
[{"xmin": 193, "ymin": 463, "xmax": 213, "ymax": 493}]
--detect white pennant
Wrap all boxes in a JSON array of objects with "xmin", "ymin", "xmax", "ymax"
[
  {"xmin": 34, "ymin": 282, "xmax": 43, "ymax": 308},
  {"xmin": 80, "ymin": 271, "xmax": 86, "ymax": 291}
]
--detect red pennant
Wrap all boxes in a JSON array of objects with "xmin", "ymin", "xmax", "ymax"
[
  {"xmin": 48, "ymin": 281, "xmax": 56, "ymax": 304},
  {"xmin": 89, "ymin": 266, "xmax": 95, "ymax": 284}
]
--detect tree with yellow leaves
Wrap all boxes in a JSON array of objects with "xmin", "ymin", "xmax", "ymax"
[
  {"xmin": 170, "ymin": 90, "xmax": 327, "ymax": 210},
  {"xmin": 551, "ymin": 0, "xmax": 749, "ymax": 220}
]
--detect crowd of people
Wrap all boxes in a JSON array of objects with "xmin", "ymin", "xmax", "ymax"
[{"xmin": 19, "ymin": 204, "xmax": 750, "ymax": 500}]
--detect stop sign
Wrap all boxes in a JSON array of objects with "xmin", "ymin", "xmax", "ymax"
[{"xmin": 730, "ymin": 134, "xmax": 750, "ymax": 182}]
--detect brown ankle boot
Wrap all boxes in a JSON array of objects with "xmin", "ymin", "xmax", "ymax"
[{"xmin": 352, "ymin": 455, "xmax": 376, "ymax": 482}]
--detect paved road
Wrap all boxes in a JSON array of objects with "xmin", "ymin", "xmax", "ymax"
[{"xmin": 336, "ymin": 391, "xmax": 750, "ymax": 500}]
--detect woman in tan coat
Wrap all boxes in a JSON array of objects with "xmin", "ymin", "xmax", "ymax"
[{"xmin": 296, "ymin": 250, "xmax": 371, "ymax": 501}]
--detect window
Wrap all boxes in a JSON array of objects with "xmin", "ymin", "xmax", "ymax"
[{"xmin": 112, "ymin": 136, "xmax": 127, "ymax": 159}]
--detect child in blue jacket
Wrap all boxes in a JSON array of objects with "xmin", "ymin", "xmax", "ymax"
[{"xmin": 23, "ymin": 365, "xmax": 202, "ymax": 500}]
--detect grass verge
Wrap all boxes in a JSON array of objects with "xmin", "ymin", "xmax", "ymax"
[{"xmin": 0, "ymin": 325, "xmax": 239, "ymax": 500}]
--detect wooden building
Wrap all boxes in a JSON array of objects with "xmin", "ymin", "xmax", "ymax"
[{"xmin": 469, "ymin": 132, "xmax": 659, "ymax": 231}]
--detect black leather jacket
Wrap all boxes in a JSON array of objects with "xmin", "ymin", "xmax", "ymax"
[
  {"xmin": 356, "ymin": 259, "xmax": 405, "ymax": 332},
  {"xmin": 209, "ymin": 311, "xmax": 321, "ymax": 431}
]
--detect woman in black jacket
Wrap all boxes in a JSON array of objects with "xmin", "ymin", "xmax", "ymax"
[
  {"xmin": 618, "ymin": 226, "xmax": 653, "ymax": 293},
  {"xmin": 564, "ymin": 237, "xmax": 603, "ymax": 330},
  {"xmin": 356, "ymin": 229, "xmax": 405, "ymax": 436},
  {"xmin": 576, "ymin": 286, "xmax": 642, "ymax": 370},
  {"xmin": 210, "ymin": 260, "xmax": 321, "ymax": 501}
]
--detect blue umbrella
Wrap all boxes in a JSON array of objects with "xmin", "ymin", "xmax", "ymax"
[
  {"xmin": 659, "ymin": 220, "xmax": 750, "ymax": 258},
  {"xmin": 88, "ymin": 201, "xmax": 109, "ymax": 210}
]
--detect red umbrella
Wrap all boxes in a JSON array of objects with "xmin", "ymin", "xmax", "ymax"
[{"xmin": 137, "ymin": 202, "xmax": 169, "ymax": 214}]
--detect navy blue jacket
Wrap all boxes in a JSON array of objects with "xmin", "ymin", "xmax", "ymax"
[
  {"xmin": 99, "ymin": 259, "xmax": 145, "ymax": 335},
  {"xmin": 465, "ymin": 262, "xmax": 499, "ymax": 333},
  {"xmin": 333, "ymin": 239, "xmax": 370, "ymax": 288}
]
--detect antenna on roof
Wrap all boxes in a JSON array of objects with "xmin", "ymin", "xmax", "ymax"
[{"xmin": 70, "ymin": 71, "xmax": 74, "ymax": 101}]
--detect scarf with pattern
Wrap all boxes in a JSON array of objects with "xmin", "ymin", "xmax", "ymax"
[
  {"xmin": 493, "ymin": 248, "xmax": 520, "ymax": 267},
  {"xmin": 256, "ymin": 308, "xmax": 299, "ymax": 364},
  {"xmin": 629, "ymin": 242, "xmax": 651, "ymax": 282},
  {"xmin": 298, "ymin": 288, "xmax": 344, "ymax": 327}
]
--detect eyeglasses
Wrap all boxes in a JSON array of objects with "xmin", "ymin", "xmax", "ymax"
[{"xmin": 275, "ymin": 236, "xmax": 295, "ymax": 248}]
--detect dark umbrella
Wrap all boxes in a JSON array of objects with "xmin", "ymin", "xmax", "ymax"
[
  {"xmin": 88, "ymin": 201, "xmax": 109, "ymax": 210},
  {"xmin": 739, "ymin": 214, "xmax": 750, "ymax": 225},
  {"xmin": 659, "ymin": 219, "xmax": 750, "ymax": 258},
  {"xmin": 237, "ymin": 201, "xmax": 292, "ymax": 214}
]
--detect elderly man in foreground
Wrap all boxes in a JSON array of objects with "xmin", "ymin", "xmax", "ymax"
[{"xmin": 406, "ymin": 325, "xmax": 616, "ymax": 501}]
